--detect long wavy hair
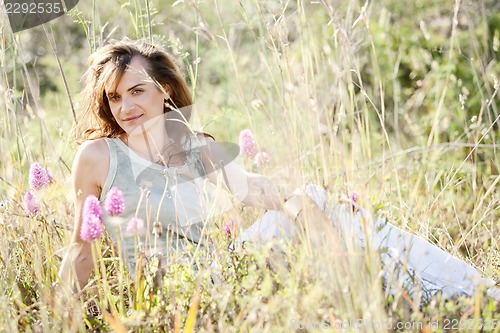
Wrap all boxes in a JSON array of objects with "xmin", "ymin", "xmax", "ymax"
[{"xmin": 76, "ymin": 39, "xmax": 194, "ymax": 153}]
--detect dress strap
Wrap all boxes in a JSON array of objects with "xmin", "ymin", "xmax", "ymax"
[{"xmin": 99, "ymin": 138, "xmax": 118, "ymax": 202}]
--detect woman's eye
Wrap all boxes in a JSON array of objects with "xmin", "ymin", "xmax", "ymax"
[
  {"xmin": 132, "ymin": 89, "xmax": 143, "ymax": 95},
  {"xmin": 108, "ymin": 95, "xmax": 120, "ymax": 102}
]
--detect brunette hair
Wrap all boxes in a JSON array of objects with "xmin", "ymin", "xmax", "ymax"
[{"xmin": 76, "ymin": 39, "xmax": 193, "ymax": 146}]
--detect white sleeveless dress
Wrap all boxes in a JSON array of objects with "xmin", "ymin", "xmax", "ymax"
[{"xmin": 99, "ymin": 136, "xmax": 498, "ymax": 301}]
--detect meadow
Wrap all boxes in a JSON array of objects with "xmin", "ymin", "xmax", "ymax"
[{"xmin": 0, "ymin": 0, "xmax": 499, "ymax": 331}]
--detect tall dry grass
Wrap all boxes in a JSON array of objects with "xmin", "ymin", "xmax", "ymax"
[{"xmin": 0, "ymin": 0, "xmax": 498, "ymax": 331}]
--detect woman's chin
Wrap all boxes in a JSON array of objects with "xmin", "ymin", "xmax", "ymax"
[
  {"xmin": 123, "ymin": 118, "xmax": 147, "ymax": 134},
  {"xmin": 128, "ymin": 117, "xmax": 166, "ymax": 135}
]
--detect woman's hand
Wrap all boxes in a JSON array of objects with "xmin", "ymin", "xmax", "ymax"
[
  {"xmin": 58, "ymin": 241, "xmax": 95, "ymax": 294},
  {"xmin": 282, "ymin": 192, "xmax": 339, "ymax": 248},
  {"xmin": 282, "ymin": 192, "xmax": 306, "ymax": 220}
]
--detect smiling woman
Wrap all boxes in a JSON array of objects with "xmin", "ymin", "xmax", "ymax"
[
  {"xmin": 75, "ymin": 40, "xmax": 193, "ymax": 147},
  {"xmin": 105, "ymin": 58, "xmax": 168, "ymax": 133},
  {"xmin": 57, "ymin": 39, "xmax": 303, "ymax": 291}
]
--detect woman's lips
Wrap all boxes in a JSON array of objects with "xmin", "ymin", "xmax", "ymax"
[{"xmin": 123, "ymin": 114, "xmax": 143, "ymax": 122}]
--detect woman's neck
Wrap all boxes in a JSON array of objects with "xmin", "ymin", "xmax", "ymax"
[{"xmin": 121, "ymin": 124, "xmax": 174, "ymax": 165}]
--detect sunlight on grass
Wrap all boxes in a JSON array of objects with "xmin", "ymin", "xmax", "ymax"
[{"xmin": 0, "ymin": 0, "xmax": 498, "ymax": 331}]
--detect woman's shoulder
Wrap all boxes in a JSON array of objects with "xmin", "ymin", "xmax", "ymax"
[
  {"xmin": 76, "ymin": 138, "xmax": 110, "ymax": 162},
  {"xmin": 73, "ymin": 138, "xmax": 110, "ymax": 190},
  {"xmin": 73, "ymin": 139, "xmax": 110, "ymax": 175}
]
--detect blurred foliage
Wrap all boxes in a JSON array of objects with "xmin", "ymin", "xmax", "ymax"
[
  {"xmin": 3, "ymin": 0, "xmax": 498, "ymax": 148},
  {"xmin": 363, "ymin": 0, "xmax": 500, "ymax": 146}
]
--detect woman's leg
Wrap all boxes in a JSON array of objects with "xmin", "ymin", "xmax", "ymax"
[
  {"xmin": 236, "ymin": 185, "xmax": 497, "ymax": 300},
  {"xmin": 330, "ymin": 205, "xmax": 497, "ymax": 299},
  {"xmin": 236, "ymin": 184, "xmax": 328, "ymax": 245}
]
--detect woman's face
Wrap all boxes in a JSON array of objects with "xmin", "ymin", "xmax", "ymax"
[{"xmin": 105, "ymin": 56, "xmax": 169, "ymax": 135}]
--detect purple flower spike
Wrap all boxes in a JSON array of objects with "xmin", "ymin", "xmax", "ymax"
[
  {"xmin": 127, "ymin": 217, "xmax": 144, "ymax": 235},
  {"xmin": 29, "ymin": 162, "xmax": 50, "ymax": 190},
  {"xmin": 239, "ymin": 129, "xmax": 258, "ymax": 158},
  {"xmin": 24, "ymin": 190, "xmax": 40, "ymax": 215},
  {"xmin": 84, "ymin": 194, "xmax": 103, "ymax": 219},
  {"xmin": 80, "ymin": 195, "xmax": 103, "ymax": 241},
  {"xmin": 253, "ymin": 151, "xmax": 270, "ymax": 167},
  {"xmin": 80, "ymin": 215, "xmax": 103, "ymax": 242},
  {"xmin": 350, "ymin": 192, "xmax": 359, "ymax": 212},
  {"xmin": 104, "ymin": 187, "xmax": 125, "ymax": 217},
  {"xmin": 225, "ymin": 218, "xmax": 236, "ymax": 238}
]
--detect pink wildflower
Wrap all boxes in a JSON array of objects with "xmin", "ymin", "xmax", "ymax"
[
  {"xmin": 350, "ymin": 192, "xmax": 359, "ymax": 212},
  {"xmin": 80, "ymin": 195, "xmax": 103, "ymax": 241},
  {"xmin": 29, "ymin": 162, "xmax": 50, "ymax": 190},
  {"xmin": 104, "ymin": 187, "xmax": 125, "ymax": 216},
  {"xmin": 253, "ymin": 151, "xmax": 270, "ymax": 167},
  {"xmin": 83, "ymin": 194, "xmax": 103, "ymax": 219},
  {"xmin": 225, "ymin": 218, "xmax": 236, "ymax": 238},
  {"xmin": 24, "ymin": 190, "xmax": 40, "ymax": 215},
  {"xmin": 239, "ymin": 129, "xmax": 258, "ymax": 158},
  {"xmin": 80, "ymin": 214, "xmax": 103, "ymax": 241},
  {"xmin": 127, "ymin": 217, "xmax": 144, "ymax": 235}
]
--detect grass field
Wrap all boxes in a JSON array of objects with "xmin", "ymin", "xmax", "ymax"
[{"xmin": 0, "ymin": 0, "xmax": 499, "ymax": 331}]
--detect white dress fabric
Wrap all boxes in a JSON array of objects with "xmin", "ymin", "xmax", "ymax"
[
  {"xmin": 237, "ymin": 184, "xmax": 499, "ymax": 301},
  {"xmin": 98, "ymin": 134, "xmax": 497, "ymax": 300},
  {"xmin": 99, "ymin": 134, "xmax": 219, "ymax": 271}
]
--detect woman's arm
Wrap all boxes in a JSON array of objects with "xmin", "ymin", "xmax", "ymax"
[
  {"xmin": 198, "ymin": 135, "xmax": 292, "ymax": 211},
  {"xmin": 58, "ymin": 139, "xmax": 109, "ymax": 293},
  {"xmin": 198, "ymin": 135, "xmax": 335, "ymax": 245}
]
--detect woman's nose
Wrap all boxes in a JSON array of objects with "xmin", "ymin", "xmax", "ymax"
[{"xmin": 121, "ymin": 97, "xmax": 134, "ymax": 111}]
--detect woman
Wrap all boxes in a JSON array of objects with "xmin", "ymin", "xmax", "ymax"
[
  {"xmin": 57, "ymin": 39, "xmax": 308, "ymax": 292},
  {"xmin": 58, "ymin": 39, "xmax": 498, "ymax": 301}
]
